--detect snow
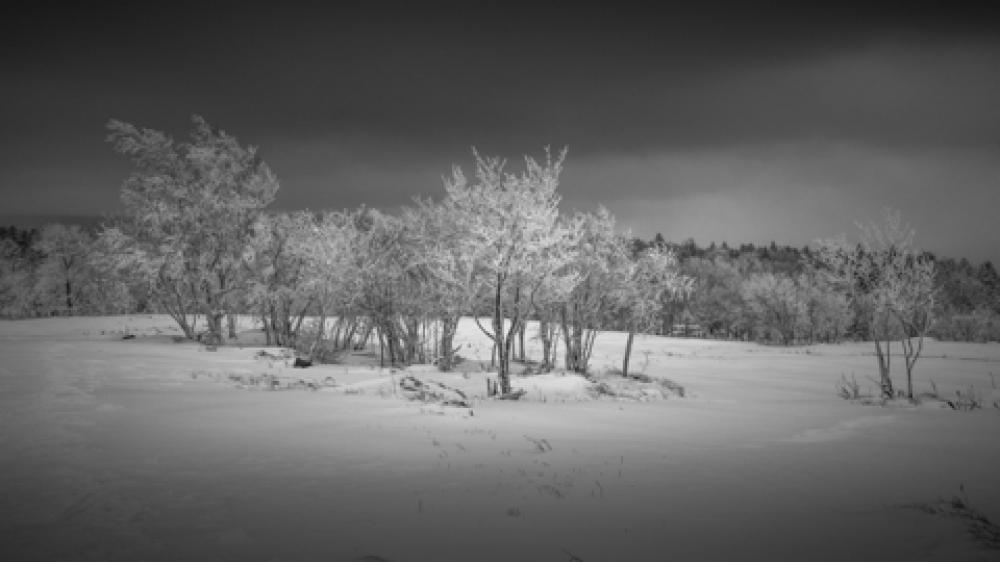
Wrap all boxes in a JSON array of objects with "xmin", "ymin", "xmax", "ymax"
[{"xmin": 1, "ymin": 315, "xmax": 999, "ymax": 561}]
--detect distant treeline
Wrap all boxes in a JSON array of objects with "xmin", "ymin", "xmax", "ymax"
[
  {"xmin": 4, "ymin": 224, "xmax": 997, "ymax": 343},
  {"xmin": 634, "ymin": 234, "xmax": 1000, "ymax": 343}
]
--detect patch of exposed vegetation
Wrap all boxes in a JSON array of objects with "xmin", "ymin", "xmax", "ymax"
[
  {"xmin": 901, "ymin": 490, "xmax": 1000, "ymax": 551},
  {"xmin": 398, "ymin": 375, "xmax": 470, "ymax": 408},
  {"xmin": 587, "ymin": 373, "xmax": 685, "ymax": 401}
]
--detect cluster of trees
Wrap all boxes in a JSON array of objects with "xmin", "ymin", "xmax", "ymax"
[
  {"xmin": 817, "ymin": 210, "xmax": 938, "ymax": 400},
  {"xmin": 0, "ymin": 224, "xmax": 134, "ymax": 317},
  {"xmin": 676, "ymin": 245, "xmax": 988, "ymax": 343},
  {"xmin": 662, "ymin": 250, "xmax": 852, "ymax": 345},
  {"xmin": 90, "ymin": 117, "xmax": 692, "ymax": 394},
  {"xmin": 1, "ymin": 117, "xmax": 996, "ymax": 397},
  {"xmin": 930, "ymin": 257, "xmax": 1000, "ymax": 342},
  {"xmin": 628, "ymin": 233, "xmax": 999, "ymax": 347},
  {"xmin": 634, "ymin": 212, "xmax": 945, "ymax": 400}
]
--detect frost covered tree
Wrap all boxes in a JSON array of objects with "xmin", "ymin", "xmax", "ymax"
[
  {"xmin": 0, "ymin": 234, "xmax": 40, "ymax": 317},
  {"xmin": 304, "ymin": 209, "xmax": 371, "ymax": 356},
  {"xmin": 798, "ymin": 271, "xmax": 851, "ymax": 343},
  {"xmin": 104, "ymin": 116, "xmax": 279, "ymax": 341},
  {"xmin": 682, "ymin": 257, "xmax": 745, "ymax": 339},
  {"xmin": 244, "ymin": 211, "xmax": 318, "ymax": 346},
  {"xmin": 36, "ymin": 224, "xmax": 94, "ymax": 314},
  {"xmin": 741, "ymin": 272, "xmax": 803, "ymax": 345},
  {"xmin": 404, "ymin": 198, "xmax": 482, "ymax": 371},
  {"xmin": 885, "ymin": 251, "xmax": 936, "ymax": 400},
  {"xmin": 375, "ymin": 211, "xmax": 436, "ymax": 366},
  {"xmin": 557, "ymin": 208, "xmax": 624, "ymax": 373},
  {"xmin": 819, "ymin": 245, "xmax": 895, "ymax": 398},
  {"xmin": 443, "ymin": 148, "xmax": 573, "ymax": 394},
  {"xmin": 819, "ymin": 208, "xmax": 936, "ymax": 400},
  {"xmin": 318, "ymin": 207, "xmax": 429, "ymax": 366},
  {"xmin": 616, "ymin": 247, "xmax": 691, "ymax": 377}
]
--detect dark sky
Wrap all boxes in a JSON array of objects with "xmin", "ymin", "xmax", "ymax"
[{"xmin": 3, "ymin": 2, "xmax": 999, "ymax": 262}]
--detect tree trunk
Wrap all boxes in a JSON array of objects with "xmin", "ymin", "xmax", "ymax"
[
  {"xmin": 179, "ymin": 318, "xmax": 194, "ymax": 339},
  {"xmin": 404, "ymin": 317, "xmax": 421, "ymax": 365},
  {"xmin": 539, "ymin": 319, "xmax": 553, "ymax": 371},
  {"xmin": 581, "ymin": 329, "xmax": 598, "ymax": 372},
  {"xmin": 227, "ymin": 313, "xmax": 237, "ymax": 339},
  {"xmin": 432, "ymin": 320, "xmax": 440, "ymax": 364},
  {"xmin": 157, "ymin": 293, "xmax": 193, "ymax": 339},
  {"xmin": 382, "ymin": 318, "xmax": 399, "ymax": 365},
  {"xmin": 262, "ymin": 310, "xmax": 274, "ymax": 346},
  {"xmin": 421, "ymin": 321, "xmax": 428, "ymax": 364},
  {"xmin": 206, "ymin": 311, "xmax": 224, "ymax": 346},
  {"xmin": 269, "ymin": 305, "xmax": 282, "ymax": 346},
  {"xmin": 874, "ymin": 337, "xmax": 893, "ymax": 399},
  {"xmin": 290, "ymin": 302, "xmax": 311, "ymax": 347},
  {"xmin": 905, "ymin": 348, "xmax": 915, "ymax": 400},
  {"xmin": 494, "ymin": 274, "xmax": 511, "ymax": 395},
  {"xmin": 559, "ymin": 305, "xmax": 584, "ymax": 373},
  {"xmin": 343, "ymin": 320, "xmax": 359, "ymax": 351},
  {"xmin": 309, "ymin": 311, "xmax": 328, "ymax": 358},
  {"xmin": 901, "ymin": 333, "xmax": 925, "ymax": 401},
  {"xmin": 518, "ymin": 322, "xmax": 527, "ymax": 362},
  {"xmin": 438, "ymin": 316, "xmax": 459, "ymax": 372},
  {"xmin": 622, "ymin": 330, "xmax": 635, "ymax": 377},
  {"xmin": 331, "ymin": 319, "xmax": 343, "ymax": 351},
  {"xmin": 500, "ymin": 285, "xmax": 525, "ymax": 390},
  {"xmin": 551, "ymin": 331, "xmax": 559, "ymax": 371},
  {"xmin": 377, "ymin": 324, "xmax": 385, "ymax": 368},
  {"xmin": 504, "ymin": 317, "xmax": 519, "ymax": 377}
]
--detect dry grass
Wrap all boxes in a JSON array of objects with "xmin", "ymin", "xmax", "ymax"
[{"xmin": 901, "ymin": 488, "xmax": 1000, "ymax": 551}]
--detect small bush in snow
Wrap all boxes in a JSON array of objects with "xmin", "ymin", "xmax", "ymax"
[
  {"xmin": 948, "ymin": 386, "xmax": 983, "ymax": 411},
  {"xmin": 835, "ymin": 373, "xmax": 862, "ymax": 400}
]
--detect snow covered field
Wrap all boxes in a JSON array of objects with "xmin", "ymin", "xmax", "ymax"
[{"xmin": 1, "ymin": 316, "xmax": 999, "ymax": 561}]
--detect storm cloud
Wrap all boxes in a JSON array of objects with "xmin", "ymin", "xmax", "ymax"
[{"xmin": 2, "ymin": 3, "xmax": 998, "ymax": 261}]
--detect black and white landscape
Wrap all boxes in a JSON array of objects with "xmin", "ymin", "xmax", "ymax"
[{"xmin": 2, "ymin": 3, "xmax": 999, "ymax": 561}]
